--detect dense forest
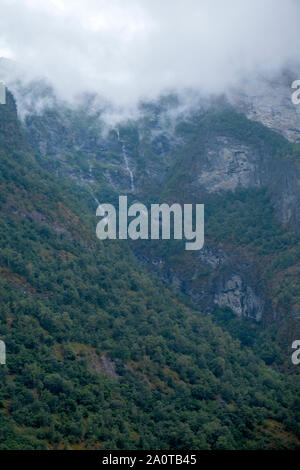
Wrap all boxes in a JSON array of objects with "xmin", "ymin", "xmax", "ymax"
[{"xmin": 0, "ymin": 91, "xmax": 299, "ymax": 450}]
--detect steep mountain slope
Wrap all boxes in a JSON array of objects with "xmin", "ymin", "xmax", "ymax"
[
  {"xmin": 0, "ymin": 90, "xmax": 300, "ymax": 450},
  {"xmin": 14, "ymin": 80, "xmax": 300, "ymax": 367},
  {"xmin": 131, "ymin": 109, "xmax": 300, "ymax": 366},
  {"xmin": 147, "ymin": 109, "xmax": 300, "ymax": 320}
]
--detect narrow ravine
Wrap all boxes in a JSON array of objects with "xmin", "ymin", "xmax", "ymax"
[
  {"xmin": 115, "ymin": 128, "xmax": 135, "ymax": 192},
  {"xmin": 121, "ymin": 142, "xmax": 135, "ymax": 192}
]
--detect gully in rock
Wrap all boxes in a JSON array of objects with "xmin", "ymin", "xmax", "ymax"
[{"xmin": 115, "ymin": 128, "xmax": 135, "ymax": 192}]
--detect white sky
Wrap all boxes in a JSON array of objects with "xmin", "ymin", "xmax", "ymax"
[{"xmin": 0, "ymin": 0, "xmax": 299, "ymax": 106}]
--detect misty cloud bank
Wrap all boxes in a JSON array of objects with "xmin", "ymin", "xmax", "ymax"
[{"xmin": 0, "ymin": 0, "xmax": 300, "ymax": 112}]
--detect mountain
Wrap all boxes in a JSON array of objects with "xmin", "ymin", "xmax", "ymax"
[
  {"xmin": 17, "ymin": 77, "xmax": 300, "ymax": 356},
  {"xmin": 0, "ymin": 76, "xmax": 299, "ymax": 449}
]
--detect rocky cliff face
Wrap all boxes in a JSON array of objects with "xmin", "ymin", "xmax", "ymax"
[
  {"xmin": 190, "ymin": 137, "xmax": 261, "ymax": 193},
  {"xmin": 177, "ymin": 132, "xmax": 300, "ymax": 234},
  {"xmin": 136, "ymin": 244, "xmax": 265, "ymax": 322},
  {"xmin": 214, "ymin": 274, "xmax": 264, "ymax": 321},
  {"xmin": 228, "ymin": 71, "xmax": 300, "ymax": 143}
]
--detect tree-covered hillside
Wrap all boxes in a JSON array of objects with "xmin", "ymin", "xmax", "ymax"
[{"xmin": 0, "ymin": 92, "xmax": 299, "ymax": 450}]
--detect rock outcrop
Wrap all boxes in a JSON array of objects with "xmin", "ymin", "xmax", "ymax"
[{"xmin": 228, "ymin": 71, "xmax": 300, "ymax": 143}]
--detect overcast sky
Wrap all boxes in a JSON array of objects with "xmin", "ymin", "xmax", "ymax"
[{"xmin": 0, "ymin": 0, "xmax": 299, "ymax": 107}]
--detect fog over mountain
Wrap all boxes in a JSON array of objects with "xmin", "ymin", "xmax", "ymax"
[{"xmin": 0, "ymin": 0, "xmax": 300, "ymax": 110}]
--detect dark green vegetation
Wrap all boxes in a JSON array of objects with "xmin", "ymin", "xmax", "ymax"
[
  {"xmin": 131, "ymin": 108, "xmax": 300, "ymax": 365},
  {"xmin": 0, "ymin": 92, "xmax": 299, "ymax": 449}
]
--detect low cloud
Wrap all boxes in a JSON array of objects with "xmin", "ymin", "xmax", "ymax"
[{"xmin": 0, "ymin": 0, "xmax": 299, "ymax": 109}]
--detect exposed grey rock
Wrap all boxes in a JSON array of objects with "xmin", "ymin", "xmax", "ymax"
[
  {"xmin": 197, "ymin": 246, "xmax": 227, "ymax": 268},
  {"xmin": 192, "ymin": 137, "xmax": 261, "ymax": 193},
  {"xmin": 135, "ymin": 246, "xmax": 265, "ymax": 321},
  {"xmin": 185, "ymin": 134, "xmax": 300, "ymax": 234},
  {"xmin": 228, "ymin": 71, "xmax": 300, "ymax": 143},
  {"xmin": 88, "ymin": 352, "xmax": 119, "ymax": 380},
  {"xmin": 214, "ymin": 274, "xmax": 263, "ymax": 321}
]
